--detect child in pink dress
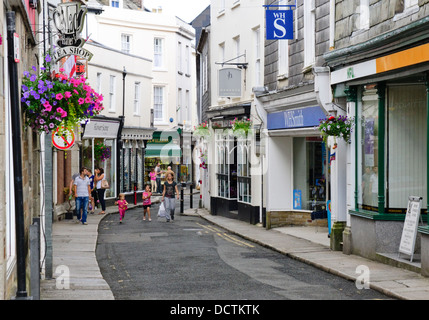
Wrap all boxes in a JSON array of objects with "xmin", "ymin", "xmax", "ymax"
[
  {"xmin": 115, "ymin": 193, "xmax": 128, "ymax": 224},
  {"xmin": 142, "ymin": 184, "xmax": 152, "ymax": 221}
]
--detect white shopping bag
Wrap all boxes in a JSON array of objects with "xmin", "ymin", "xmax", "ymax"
[{"xmin": 158, "ymin": 202, "xmax": 166, "ymax": 217}]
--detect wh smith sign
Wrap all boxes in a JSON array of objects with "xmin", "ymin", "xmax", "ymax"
[{"xmin": 266, "ymin": 10, "xmax": 294, "ymax": 40}]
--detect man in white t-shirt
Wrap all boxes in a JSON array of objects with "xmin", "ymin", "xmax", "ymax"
[{"xmin": 73, "ymin": 167, "xmax": 92, "ymax": 225}]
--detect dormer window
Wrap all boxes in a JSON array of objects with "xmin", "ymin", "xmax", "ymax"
[{"xmin": 111, "ymin": 0, "xmax": 119, "ymax": 8}]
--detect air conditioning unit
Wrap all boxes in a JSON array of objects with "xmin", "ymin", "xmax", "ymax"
[{"xmin": 29, "ymin": 0, "xmax": 37, "ymax": 9}]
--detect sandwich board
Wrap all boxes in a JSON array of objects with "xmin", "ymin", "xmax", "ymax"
[{"xmin": 398, "ymin": 196, "xmax": 423, "ymax": 262}]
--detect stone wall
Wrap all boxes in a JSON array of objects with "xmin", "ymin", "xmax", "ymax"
[{"xmin": 267, "ymin": 211, "xmax": 328, "ymax": 229}]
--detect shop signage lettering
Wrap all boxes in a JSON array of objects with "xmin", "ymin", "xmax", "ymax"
[
  {"xmin": 83, "ymin": 120, "xmax": 120, "ymax": 139},
  {"xmin": 52, "ymin": 2, "xmax": 93, "ymax": 62},
  {"xmin": 265, "ymin": 9, "xmax": 294, "ymax": 40},
  {"xmin": 219, "ymin": 68, "xmax": 242, "ymax": 97},
  {"xmin": 267, "ymin": 106, "xmax": 326, "ymax": 130},
  {"xmin": 284, "ymin": 109, "xmax": 304, "ymax": 128}
]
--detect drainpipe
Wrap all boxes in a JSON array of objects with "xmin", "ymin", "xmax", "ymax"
[{"xmin": 7, "ymin": 11, "xmax": 28, "ymax": 299}]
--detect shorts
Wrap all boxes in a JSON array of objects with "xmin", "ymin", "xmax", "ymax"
[{"xmin": 143, "ymin": 204, "xmax": 151, "ymax": 209}]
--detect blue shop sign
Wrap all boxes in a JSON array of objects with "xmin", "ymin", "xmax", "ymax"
[
  {"xmin": 267, "ymin": 106, "xmax": 326, "ymax": 130},
  {"xmin": 265, "ymin": 9, "xmax": 294, "ymax": 40}
]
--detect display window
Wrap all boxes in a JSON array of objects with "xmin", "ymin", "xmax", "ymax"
[{"xmin": 292, "ymin": 137, "xmax": 326, "ymax": 211}]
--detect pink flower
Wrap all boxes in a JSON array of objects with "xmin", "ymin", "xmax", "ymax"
[
  {"xmin": 59, "ymin": 68, "xmax": 65, "ymax": 72},
  {"xmin": 85, "ymin": 97, "xmax": 92, "ymax": 103},
  {"xmin": 64, "ymin": 91, "xmax": 72, "ymax": 99},
  {"xmin": 56, "ymin": 93, "xmax": 63, "ymax": 100},
  {"xmin": 73, "ymin": 89, "xmax": 79, "ymax": 95},
  {"xmin": 78, "ymin": 98, "xmax": 85, "ymax": 105}
]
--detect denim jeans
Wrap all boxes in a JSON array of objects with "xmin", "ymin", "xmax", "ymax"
[
  {"xmin": 76, "ymin": 196, "xmax": 89, "ymax": 224},
  {"xmin": 156, "ymin": 178, "xmax": 162, "ymax": 193}
]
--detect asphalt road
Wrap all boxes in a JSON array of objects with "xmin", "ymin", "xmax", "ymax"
[{"xmin": 96, "ymin": 201, "xmax": 393, "ymax": 301}]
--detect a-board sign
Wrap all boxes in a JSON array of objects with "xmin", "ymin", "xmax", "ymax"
[{"xmin": 399, "ymin": 196, "xmax": 422, "ymax": 262}]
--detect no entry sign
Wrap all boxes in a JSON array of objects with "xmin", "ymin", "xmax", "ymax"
[{"xmin": 52, "ymin": 127, "xmax": 75, "ymax": 150}]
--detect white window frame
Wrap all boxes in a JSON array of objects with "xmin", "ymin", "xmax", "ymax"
[
  {"xmin": 253, "ymin": 27, "xmax": 261, "ymax": 86},
  {"xmin": 178, "ymin": 41, "xmax": 182, "ymax": 73},
  {"xmin": 237, "ymin": 138, "xmax": 251, "ymax": 204},
  {"xmin": 394, "ymin": 0, "xmax": 419, "ymax": 20},
  {"xmin": 203, "ymin": 53, "xmax": 208, "ymax": 93},
  {"xmin": 153, "ymin": 85, "xmax": 165, "ymax": 123},
  {"xmin": 177, "ymin": 88, "xmax": 182, "ymax": 124},
  {"xmin": 121, "ymin": 34, "xmax": 131, "ymax": 54},
  {"xmin": 359, "ymin": 0, "xmax": 370, "ymax": 30},
  {"xmin": 219, "ymin": 0, "xmax": 225, "ymax": 14},
  {"xmin": 134, "ymin": 82, "xmax": 141, "ymax": 115},
  {"xmin": 109, "ymin": 75, "xmax": 116, "ymax": 112},
  {"xmin": 185, "ymin": 90, "xmax": 190, "ymax": 123},
  {"xmin": 185, "ymin": 45, "xmax": 190, "ymax": 75},
  {"xmin": 303, "ymin": 0, "xmax": 316, "ymax": 70},
  {"xmin": 96, "ymin": 72, "xmax": 102, "ymax": 94},
  {"xmin": 111, "ymin": 0, "xmax": 119, "ymax": 7},
  {"xmin": 154, "ymin": 37, "xmax": 164, "ymax": 69}
]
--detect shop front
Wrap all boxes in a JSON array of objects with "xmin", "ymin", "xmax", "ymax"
[
  {"xmin": 144, "ymin": 130, "xmax": 182, "ymax": 192},
  {"xmin": 265, "ymin": 105, "xmax": 329, "ymax": 229},
  {"xmin": 325, "ymin": 30, "xmax": 429, "ymax": 262},
  {"xmin": 120, "ymin": 127, "xmax": 154, "ymax": 201},
  {"xmin": 82, "ymin": 116, "xmax": 121, "ymax": 200}
]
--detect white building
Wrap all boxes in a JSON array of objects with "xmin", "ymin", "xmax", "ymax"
[
  {"xmin": 85, "ymin": 2, "xmax": 197, "ymax": 185},
  {"xmin": 202, "ymin": 0, "xmax": 265, "ymax": 224}
]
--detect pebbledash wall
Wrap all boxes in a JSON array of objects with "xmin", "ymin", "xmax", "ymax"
[{"xmin": 325, "ymin": 0, "xmax": 429, "ymax": 275}]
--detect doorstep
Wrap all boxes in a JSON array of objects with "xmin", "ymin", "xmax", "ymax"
[{"xmin": 376, "ymin": 252, "xmax": 421, "ymax": 274}]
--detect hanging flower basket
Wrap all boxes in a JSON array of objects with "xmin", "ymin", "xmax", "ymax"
[
  {"xmin": 318, "ymin": 115, "xmax": 353, "ymax": 149},
  {"xmin": 94, "ymin": 141, "xmax": 111, "ymax": 162},
  {"xmin": 231, "ymin": 117, "xmax": 252, "ymax": 138},
  {"xmin": 193, "ymin": 121, "xmax": 211, "ymax": 139},
  {"xmin": 21, "ymin": 53, "xmax": 104, "ymax": 135}
]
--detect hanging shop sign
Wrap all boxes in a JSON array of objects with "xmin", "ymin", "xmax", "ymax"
[
  {"xmin": 218, "ymin": 68, "xmax": 242, "ymax": 97},
  {"xmin": 82, "ymin": 119, "xmax": 120, "ymax": 139},
  {"xmin": 52, "ymin": 127, "xmax": 75, "ymax": 150},
  {"xmin": 264, "ymin": 4, "xmax": 295, "ymax": 40},
  {"xmin": 52, "ymin": 1, "xmax": 93, "ymax": 62}
]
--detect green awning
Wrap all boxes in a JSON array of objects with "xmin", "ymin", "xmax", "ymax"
[{"xmin": 145, "ymin": 143, "xmax": 181, "ymax": 157}]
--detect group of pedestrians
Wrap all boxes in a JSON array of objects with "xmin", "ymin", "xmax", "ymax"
[
  {"xmin": 119, "ymin": 164, "xmax": 179, "ymax": 224},
  {"xmin": 69, "ymin": 166, "xmax": 107, "ymax": 225},
  {"xmin": 71, "ymin": 163, "xmax": 180, "ymax": 225}
]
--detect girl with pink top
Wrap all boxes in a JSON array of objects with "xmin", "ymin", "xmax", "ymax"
[
  {"xmin": 149, "ymin": 168, "xmax": 157, "ymax": 195},
  {"xmin": 142, "ymin": 184, "xmax": 152, "ymax": 221},
  {"xmin": 115, "ymin": 193, "xmax": 128, "ymax": 224}
]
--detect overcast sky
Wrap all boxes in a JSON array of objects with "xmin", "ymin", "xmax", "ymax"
[{"xmin": 144, "ymin": 0, "xmax": 211, "ymax": 23}]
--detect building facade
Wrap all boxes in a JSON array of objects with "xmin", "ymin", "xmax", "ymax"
[
  {"xmin": 255, "ymin": 0, "xmax": 333, "ymax": 233},
  {"xmin": 325, "ymin": 0, "xmax": 429, "ymax": 269},
  {"xmin": 1, "ymin": 0, "xmax": 41, "ymax": 299},
  {"xmin": 203, "ymin": 0, "xmax": 265, "ymax": 224}
]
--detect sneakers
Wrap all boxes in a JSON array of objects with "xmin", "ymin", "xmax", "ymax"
[{"xmin": 82, "ymin": 222, "xmax": 88, "ymax": 225}]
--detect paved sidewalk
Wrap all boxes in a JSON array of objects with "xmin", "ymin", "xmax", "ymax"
[{"xmin": 187, "ymin": 208, "xmax": 429, "ymax": 300}]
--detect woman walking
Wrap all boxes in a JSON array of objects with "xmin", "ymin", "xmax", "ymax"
[
  {"xmin": 95, "ymin": 167, "xmax": 106, "ymax": 214},
  {"xmin": 162, "ymin": 172, "xmax": 179, "ymax": 222}
]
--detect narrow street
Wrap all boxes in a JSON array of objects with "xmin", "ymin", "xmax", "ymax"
[{"xmin": 96, "ymin": 201, "xmax": 393, "ymax": 300}]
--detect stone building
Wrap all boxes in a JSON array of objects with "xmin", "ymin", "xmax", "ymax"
[
  {"xmin": 1, "ymin": 0, "xmax": 41, "ymax": 299},
  {"xmin": 324, "ymin": 0, "xmax": 429, "ymax": 273},
  {"xmin": 255, "ymin": 0, "xmax": 336, "ymax": 238}
]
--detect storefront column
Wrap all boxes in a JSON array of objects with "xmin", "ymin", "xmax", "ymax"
[
  {"xmin": 426, "ymin": 74, "xmax": 429, "ymax": 214},
  {"xmin": 343, "ymin": 86, "xmax": 357, "ymax": 255},
  {"xmin": 377, "ymin": 83, "xmax": 386, "ymax": 214}
]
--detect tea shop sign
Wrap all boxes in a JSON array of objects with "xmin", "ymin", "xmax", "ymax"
[{"xmin": 52, "ymin": 2, "xmax": 93, "ymax": 62}]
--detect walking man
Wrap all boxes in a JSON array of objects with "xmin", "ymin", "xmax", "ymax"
[
  {"xmin": 74, "ymin": 167, "xmax": 92, "ymax": 225},
  {"xmin": 155, "ymin": 162, "xmax": 162, "ymax": 193}
]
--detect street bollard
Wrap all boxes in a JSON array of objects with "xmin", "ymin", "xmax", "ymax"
[
  {"xmin": 180, "ymin": 183, "xmax": 185, "ymax": 213},
  {"xmin": 190, "ymin": 184, "xmax": 193, "ymax": 209}
]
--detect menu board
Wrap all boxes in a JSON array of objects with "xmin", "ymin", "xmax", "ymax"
[{"xmin": 399, "ymin": 196, "xmax": 422, "ymax": 261}]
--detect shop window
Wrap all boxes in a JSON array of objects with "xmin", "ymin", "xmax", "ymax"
[
  {"xmin": 293, "ymin": 137, "xmax": 326, "ymax": 211},
  {"xmin": 387, "ymin": 85, "xmax": 427, "ymax": 211},
  {"xmin": 358, "ymin": 85, "xmax": 379, "ymax": 210},
  {"xmin": 216, "ymin": 132, "xmax": 237, "ymax": 199},
  {"xmin": 238, "ymin": 139, "xmax": 251, "ymax": 203}
]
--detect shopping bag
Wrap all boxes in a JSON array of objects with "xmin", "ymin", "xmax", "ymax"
[{"xmin": 158, "ymin": 202, "xmax": 166, "ymax": 217}]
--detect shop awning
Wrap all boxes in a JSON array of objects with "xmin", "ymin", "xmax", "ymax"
[{"xmin": 145, "ymin": 143, "xmax": 181, "ymax": 157}]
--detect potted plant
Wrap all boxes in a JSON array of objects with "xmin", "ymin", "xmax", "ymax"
[
  {"xmin": 21, "ymin": 53, "xmax": 104, "ymax": 135},
  {"xmin": 318, "ymin": 115, "xmax": 353, "ymax": 149},
  {"xmin": 63, "ymin": 187, "xmax": 75, "ymax": 219}
]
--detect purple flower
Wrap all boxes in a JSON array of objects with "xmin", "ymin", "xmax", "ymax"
[{"xmin": 45, "ymin": 54, "xmax": 51, "ymax": 63}]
